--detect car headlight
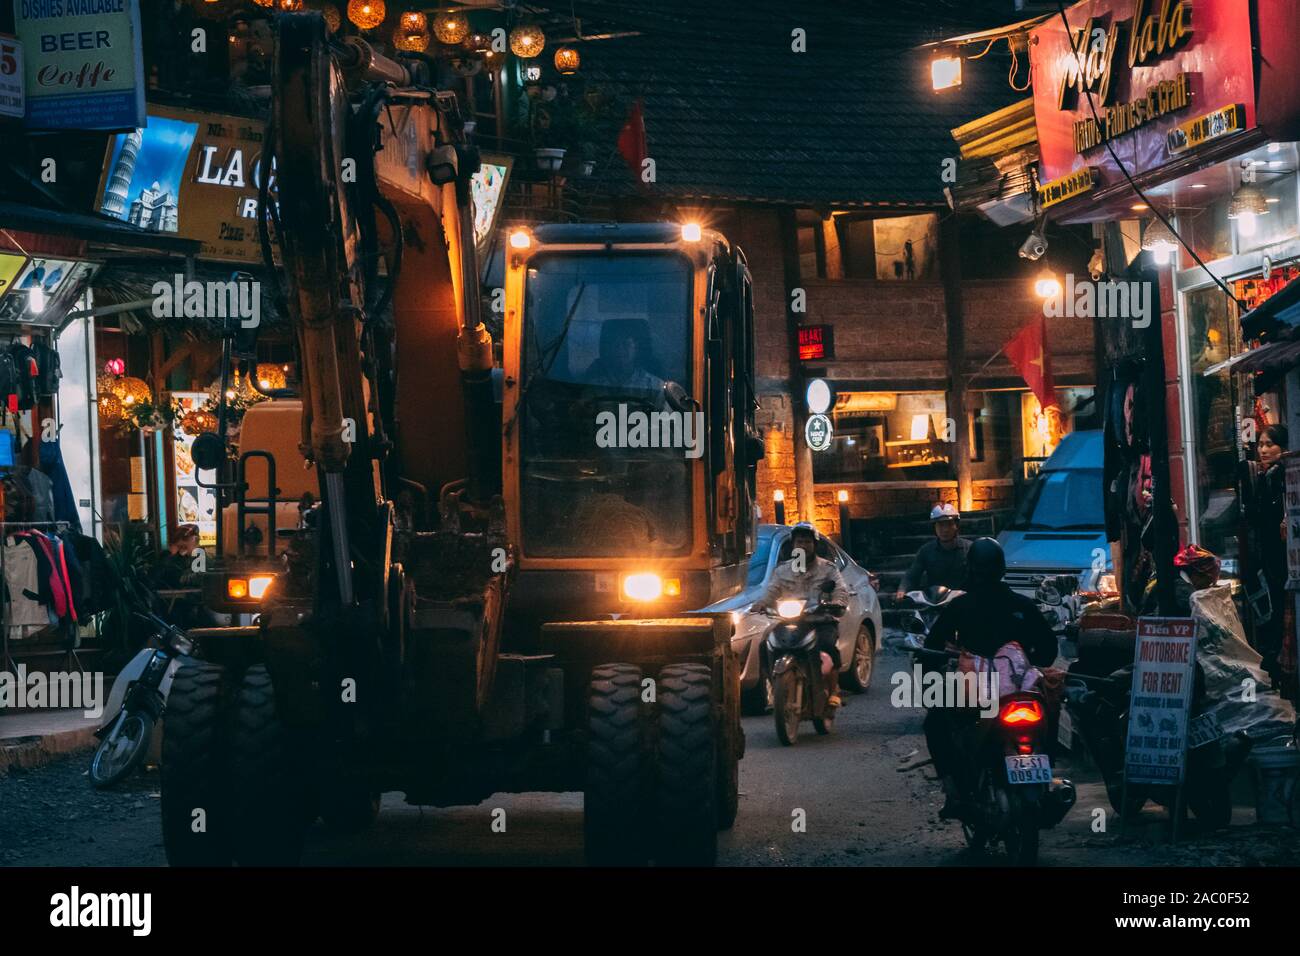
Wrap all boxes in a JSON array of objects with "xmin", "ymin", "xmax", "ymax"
[{"xmin": 776, "ymin": 599, "xmax": 805, "ymax": 620}]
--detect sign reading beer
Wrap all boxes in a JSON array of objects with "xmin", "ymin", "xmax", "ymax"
[
  {"xmin": 96, "ymin": 105, "xmax": 276, "ymax": 264},
  {"xmin": 798, "ymin": 324, "xmax": 834, "ymax": 362},
  {"xmin": 1031, "ymin": 0, "xmax": 1256, "ymax": 188},
  {"xmin": 13, "ymin": 0, "xmax": 146, "ymax": 130}
]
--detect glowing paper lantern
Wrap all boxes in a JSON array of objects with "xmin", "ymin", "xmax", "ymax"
[
  {"xmin": 431, "ymin": 10, "xmax": 468, "ymax": 45},
  {"xmin": 509, "ymin": 22, "xmax": 544, "ymax": 58},
  {"xmin": 112, "ymin": 376, "xmax": 152, "ymax": 408},
  {"xmin": 553, "ymin": 46, "xmax": 580, "ymax": 74},
  {"xmin": 347, "ymin": 0, "xmax": 385, "ymax": 30}
]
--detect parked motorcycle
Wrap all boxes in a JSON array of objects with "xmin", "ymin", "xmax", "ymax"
[
  {"xmin": 89, "ymin": 611, "xmax": 194, "ymax": 788},
  {"xmin": 1062, "ymin": 664, "xmax": 1251, "ymax": 826},
  {"xmin": 904, "ymin": 636, "xmax": 1076, "ymax": 865},
  {"xmin": 765, "ymin": 581, "xmax": 846, "ymax": 745}
]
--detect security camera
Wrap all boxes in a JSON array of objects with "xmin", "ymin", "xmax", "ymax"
[{"xmin": 1018, "ymin": 228, "xmax": 1048, "ymax": 261}]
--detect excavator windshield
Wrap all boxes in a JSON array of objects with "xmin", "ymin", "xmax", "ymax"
[{"xmin": 519, "ymin": 252, "xmax": 694, "ymax": 557}]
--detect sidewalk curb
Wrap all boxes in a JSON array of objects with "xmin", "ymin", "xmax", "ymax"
[{"xmin": 0, "ymin": 725, "xmax": 98, "ymax": 776}]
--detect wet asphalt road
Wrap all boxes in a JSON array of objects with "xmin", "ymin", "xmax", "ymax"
[{"xmin": 3, "ymin": 643, "xmax": 1297, "ymax": 867}]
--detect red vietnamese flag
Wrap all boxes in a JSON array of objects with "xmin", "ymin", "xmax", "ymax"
[
  {"xmin": 1004, "ymin": 316, "xmax": 1058, "ymax": 412},
  {"xmin": 617, "ymin": 98, "xmax": 648, "ymax": 187}
]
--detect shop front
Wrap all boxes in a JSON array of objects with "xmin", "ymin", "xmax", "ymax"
[{"xmin": 1029, "ymin": 0, "xmax": 1300, "ymax": 690}]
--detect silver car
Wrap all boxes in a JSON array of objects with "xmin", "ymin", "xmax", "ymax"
[{"xmin": 704, "ymin": 524, "xmax": 883, "ymax": 714}]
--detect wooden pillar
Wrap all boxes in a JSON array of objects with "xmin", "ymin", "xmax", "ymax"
[
  {"xmin": 778, "ymin": 208, "xmax": 816, "ymax": 525},
  {"xmin": 940, "ymin": 213, "xmax": 973, "ymax": 512}
]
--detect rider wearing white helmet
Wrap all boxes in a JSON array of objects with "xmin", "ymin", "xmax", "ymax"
[{"xmin": 894, "ymin": 502, "xmax": 971, "ymax": 602}]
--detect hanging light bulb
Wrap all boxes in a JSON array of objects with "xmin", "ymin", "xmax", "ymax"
[
  {"xmin": 399, "ymin": 10, "xmax": 427, "ymax": 33},
  {"xmin": 347, "ymin": 0, "xmax": 385, "ymax": 29},
  {"xmin": 277, "ymin": 0, "xmax": 304, "ymax": 10},
  {"xmin": 1229, "ymin": 184, "xmax": 1268, "ymax": 238},
  {"xmin": 432, "ymin": 9, "xmax": 469, "ymax": 44},
  {"xmin": 553, "ymin": 45, "xmax": 580, "ymax": 74},
  {"xmin": 322, "ymin": 3, "xmax": 342, "ymax": 31},
  {"xmin": 509, "ymin": 22, "xmax": 545, "ymax": 58},
  {"xmin": 1141, "ymin": 217, "xmax": 1179, "ymax": 266},
  {"xmin": 27, "ymin": 285, "xmax": 46, "ymax": 315}
]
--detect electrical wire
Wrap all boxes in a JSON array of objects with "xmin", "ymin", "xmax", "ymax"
[{"xmin": 1054, "ymin": 1, "xmax": 1242, "ymax": 308}]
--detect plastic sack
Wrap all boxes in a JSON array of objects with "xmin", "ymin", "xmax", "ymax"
[
  {"xmin": 958, "ymin": 641, "xmax": 1042, "ymax": 700},
  {"xmin": 1190, "ymin": 584, "xmax": 1295, "ymax": 742}
]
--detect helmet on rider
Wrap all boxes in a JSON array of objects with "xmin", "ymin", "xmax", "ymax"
[
  {"xmin": 929, "ymin": 503, "xmax": 960, "ymax": 523},
  {"xmin": 965, "ymin": 537, "xmax": 1006, "ymax": 589}
]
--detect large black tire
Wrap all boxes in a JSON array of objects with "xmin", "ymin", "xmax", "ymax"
[
  {"xmin": 89, "ymin": 711, "xmax": 154, "ymax": 789},
  {"xmin": 161, "ymin": 661, "xmax": 233, "ymax": 867},
  {"xmin": 229, "ymin": 665, "xmax": 311, "ymax": 866},
  {"xmin": 716, "ymin": 664, "xmax": 741, "ymax": 832},
  {"xmin": 656, "ymin": 663, "xmax": 718, "ymax": 866},
  {"xmin": 320, "ymin": 784, "xmax": 382, "ymax": 833},
  {"xmin": 841, "ymin": 623, "xmax": 876, "ymax": 693},
  {"xmin": 585, "ymin": 663, "xmax": 650, "ymax": 865}
]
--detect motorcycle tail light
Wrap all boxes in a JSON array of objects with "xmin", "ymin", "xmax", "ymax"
[{"xmin": 999, "ymin": 699, "xmax": 1043, "ymax": 725}]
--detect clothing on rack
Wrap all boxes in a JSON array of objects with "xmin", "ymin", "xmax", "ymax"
[
  {"xmin": 38, "ymin": 439, "xmax": 81, "ymax": 533},
  {"xmin": 2, "ymin": 540, "xmax": 50, "ymax": 635}
]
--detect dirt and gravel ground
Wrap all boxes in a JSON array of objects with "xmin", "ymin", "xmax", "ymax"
[{"xmin": 3, "ymin": 644, "xmax": 1296, "ymax": 867}]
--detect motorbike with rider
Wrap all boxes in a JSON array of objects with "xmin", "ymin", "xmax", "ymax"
[
  {"xmin": 895, "ymin": 503, "xmax": 971, "ymax": 603},
  {"xmin": 909, "ymin": 537, "xmax": 1075, "ymax": 863},
  {"xmin": 757, "ymin": 523, "xmax": 850, "ymax": 739}
]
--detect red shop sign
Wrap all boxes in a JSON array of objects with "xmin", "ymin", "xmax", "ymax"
[{"xmin": 1029, "ymin": 0, "xmax": 1256, "ymax": 188}]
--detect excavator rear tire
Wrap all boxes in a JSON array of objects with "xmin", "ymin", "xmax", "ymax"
[
  {"xmin": 229, "ymin": 665, "xmax": 311, "ymax": 866},
  {"xmin": 584, "ymin": 663, "xmax": 651, "ymax": 865},
  {"xmin": 655, "ymin": 663, "xmax": 718, "ymax": 866},
  {"xmin": 161, "ymin": 660, "xmax": 233, "ymax": 867}
]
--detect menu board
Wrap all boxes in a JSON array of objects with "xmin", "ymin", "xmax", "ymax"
[{"xmin": 172, "ymin": 391, "xmax": 216, "ymax": 547}]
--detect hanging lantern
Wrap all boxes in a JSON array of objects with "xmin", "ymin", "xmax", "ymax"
[
  {"xmin": 431, "ymin": 9, "xmax": 468, "ymax": 45},
  {"xmin": 180, "ymin": 409, "xmax": 219, "ymax": 437},
  {"xmin": 553, "ymin": 45, "xmax": 580, "ymax": 75},
  {"xmin": 508, "ymin": 22, "xmax": 545, "ymax": 58},
  {"xmin": 252, "ymin": 0, "xmax": 274, "ymax": 7},
  {"xmin": 256, "ymin": 363, "xmax": 289, "ymax": 391},
  {"xmin": 464, "ymin": 31, "xmax": 491, "ymax": 54},
  {"xmin": 96, "ymin": 372, "xmax": 116, "ymax": 396},
  {"xmin": 347, "ymin": 0, "xmax": 385, "ymax": 29},
  {"xmin": 278, "ymin": 0, "xmax": 304, "ymax": 10},
  {"xmin": 322, "ymin": 3, "xmax": 342, "ymax": 31},
  {"xmin": 112, "ymin": 376, "xmax": 152, "ymax": 408},
  {"xmin": 97, "ymin": 392, "xmax": 123, "ymax": 423},
  {"xmin": 394, "ymin": 27, "xmax": 431, "ymax": 52}
]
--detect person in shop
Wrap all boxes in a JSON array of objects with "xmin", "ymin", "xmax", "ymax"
[
  {"xmin": 148, "ymin": 523, "xmax": 216, "ymax": 629},
  {"xmin": 1240, "ymin": 424, "xmax": 1289, "ymax": 689}
]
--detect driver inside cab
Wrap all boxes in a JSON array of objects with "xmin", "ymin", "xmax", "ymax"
[{"xmin": 759, "ymin": 522, "xmax": 850, "ymax": 708}]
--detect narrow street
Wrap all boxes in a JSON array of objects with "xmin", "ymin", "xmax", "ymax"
[{"xmin": 4, "ymin": 642, "xmax": 1294, "ymax": 868}]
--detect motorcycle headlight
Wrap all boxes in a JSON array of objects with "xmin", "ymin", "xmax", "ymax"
[{"xmin": 776, "ymin": 599, "xmax": 805, "ymax": 620}]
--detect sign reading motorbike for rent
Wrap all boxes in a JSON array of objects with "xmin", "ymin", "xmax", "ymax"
[{"xmin": 1125, "ymin": 618, "xmax": 1196, "ymax": 785}]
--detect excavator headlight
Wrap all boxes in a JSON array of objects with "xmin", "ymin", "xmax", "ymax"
[
  {"xmin": 248, "ymin": 575, "xmax": 275, "ymax": 600},
  {"xmin": 622, "ymin": 573, "xmax": 663, "ymax": 602},
  {"xmin": 509, "ymin": 229, "xmax": 532, "ymax": 249},
  {"xmin": 681, "ymin": 222, "xmax": 702, "ymax": 242}
]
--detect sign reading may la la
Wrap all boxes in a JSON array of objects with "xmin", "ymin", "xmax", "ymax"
[
  {"xmin": 1125, "ymin": 617, "xmax": 1196, "ymax": 785},
  {"xmin": 13, "ymin": 0, "xmax": 145, "ymax": 130}
]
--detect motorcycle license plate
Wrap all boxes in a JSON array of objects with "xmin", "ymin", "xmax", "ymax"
[{"xmin": 1004, "ymin": 754, "xmax": 1051, "ymax": 785}]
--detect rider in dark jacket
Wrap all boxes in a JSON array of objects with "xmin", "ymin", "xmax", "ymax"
[{"xmin": 923, "ymin": 537, "xmax": 1058, "ymax": 819}]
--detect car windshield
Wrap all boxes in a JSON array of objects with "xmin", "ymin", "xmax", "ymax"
[
  {"xmin": 519, "ymin": 252, "xmax": 694, "ymax": 557},
  {"xmin": 746, "ymin": 531, "xmax": 777, "ymax": 587},
  {"xmin": 1009, "ymin": 468, "xmax": 1104, "ymax": 531}
]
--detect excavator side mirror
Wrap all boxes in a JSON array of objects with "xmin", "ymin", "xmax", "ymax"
[{"xmin": 192, "ymin": 432, "xmax": 225, "ymax": 472}]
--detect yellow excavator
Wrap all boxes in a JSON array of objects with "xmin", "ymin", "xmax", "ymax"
[{"xmin": 161, "ymin": 12, "xmax": 759, "ymax": 867}]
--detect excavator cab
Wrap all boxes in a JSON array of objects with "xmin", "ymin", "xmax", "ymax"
[{"xmin": 502, "ymin": 222, "xmax": 761, "ymax": 626}]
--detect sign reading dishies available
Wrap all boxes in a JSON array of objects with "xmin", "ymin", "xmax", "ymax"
[{"xmin": 13, "ymin": 0, "xmax": 145, "ymax": 130}]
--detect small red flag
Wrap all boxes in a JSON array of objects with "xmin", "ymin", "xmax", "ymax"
[
  {"xmin": 1004, "ymin": 316, "xmax": 1058, "ymax": 412},
  {"xmin": 617, "ymin": 98, "xmax": 648, "ymax": 185}
]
